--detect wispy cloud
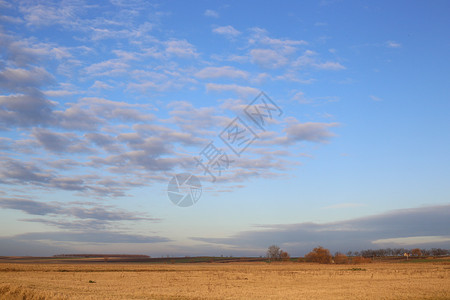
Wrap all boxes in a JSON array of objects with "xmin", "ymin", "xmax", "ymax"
[
  {"xmin": 369, "ymin": 95, "xmax": 382, "ymax": 101},
  {"xmin": 294, "ymin": 50, "xmax": 345, "ymax": 70},
  {"xmin": 0, "ymin": 23, "xmax": 344, "ymax": 202},
  {"xmin": 386, "ymin": 40, "xmax": 401, "ymax": 48},
  {"xmin": 195, "ymin": 66, "xmax": 249, "ymax": 79},
  {"xmin": 204, "ymin": 9, "xmax": 219, "ymax": 18},
  {"xmin": 213, "ymin": 25, "xmax": 241, "ymax": 37},
  {"xmin": 165, "ymin": 40, "xmax": 198, "ymax": 57},
  {"xmin": 0, "ymin": 2, "xmax": 351, "ymax": 256},
  {"xmin": 13, "ymin": 231, "xmax": 170, "ymax": 244},
  {"xmin": 249, "ymin": 27, "xmax": 307, "ymax": 49},
  {"xmin": 0, "ymin": 195, "xmax": 168, "ymax": 247},
  {"xmin": 206, "ymin": 83, "xmax": 259, "ymax": 96},
  {"xmin": 265, "ymin": 118, "xmax": 339, "ymax": 144},
  {"xmin": 250, "ymin": 49, "xmax": 288, "ymax": 69},
  {"xmin": 4, "ymin": 197, "xmax": 142, "ymax": 217}
]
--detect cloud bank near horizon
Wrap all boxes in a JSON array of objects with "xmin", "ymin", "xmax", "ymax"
[{"xmin": 0, "ymin": 203, "xmax": 448, "ymax": 256}]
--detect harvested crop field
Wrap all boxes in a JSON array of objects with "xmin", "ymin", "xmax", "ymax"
[{"xmin": 1, "ymin": 261, "xmax": 449, "ymax": 299}]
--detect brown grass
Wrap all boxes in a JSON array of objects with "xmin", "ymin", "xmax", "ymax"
[{"xmin": 0, "ymin": 262, "xmax": 449, "ymax": 299}]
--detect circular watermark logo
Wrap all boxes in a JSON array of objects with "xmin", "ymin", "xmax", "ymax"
[{"xmin": 167, "ymin": 173, "xmax": 202, "ymax": 207}]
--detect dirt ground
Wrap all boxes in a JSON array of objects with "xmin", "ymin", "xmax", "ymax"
[{"xmin": 0, "ymin": 262, "xmax": 449, "ymax": 299}]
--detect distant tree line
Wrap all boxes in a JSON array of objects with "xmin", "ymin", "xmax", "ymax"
[
  {"xmin": 266, "ymin": 245, "xmax": 450, "ymax": 264},
  {"xmin": 347, "ymin": 248, "xmax": 449, "ymax": 258}
]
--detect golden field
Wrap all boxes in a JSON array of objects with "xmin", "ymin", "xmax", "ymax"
[{"xmin": 0, "ymin": 261, "xmax": 449, "ymax": 299}]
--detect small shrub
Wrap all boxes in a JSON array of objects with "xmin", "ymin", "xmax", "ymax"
[
  {"xmin": 305, "ymin": 246, "xmax": 332, "ymax": 264},
  {"xmin": 351, "ymin": 256, "xmax": 371, "ymax": 264},
  {"xmin": 280, "ymin": 251, "xmax": 291, "ymax": 262},
  {"xmin": 334, "ymin": 253, "xmax": 349, "ymax": 264}
]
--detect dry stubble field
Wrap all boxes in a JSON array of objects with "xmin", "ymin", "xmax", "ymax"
[{"xmin": 0, "ymin": 262, "xmax": 449, "ymax": 299}]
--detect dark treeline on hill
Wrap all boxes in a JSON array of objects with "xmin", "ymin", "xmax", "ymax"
[
  {"xmin": 53, "ymin": 254, "xmax": 150, "ymax": 258},
  {"xmin": 349, "ymin": 248, "xmax": 449, "ymax": 257}
]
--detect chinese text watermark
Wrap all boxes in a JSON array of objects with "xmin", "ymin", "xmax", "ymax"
[{"xmin": 167, "ymin": 91, "xmax": 283, "ymax": 207}]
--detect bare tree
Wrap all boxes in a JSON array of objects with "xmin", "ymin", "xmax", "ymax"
[
  {"xmin": 267, "ymin": 245, "xmax": 282, "ymax": 261},
  {"xmin": 431, "ymin": 248, "xmax": 448, "ymax": 257}
]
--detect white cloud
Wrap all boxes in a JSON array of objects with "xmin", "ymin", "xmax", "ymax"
[
  {"xmin": 195, "ymin": 66, "xmax": 249, "ymax": 79},
  {"xmin": 31, "ymin": 128, "xmax": 93, "ymax": 154},
  {"xmin": 127, "ymin": 81, "xmax": 170, "ymax": 93},
  {"xmin": 165, "ymin": 40, "xmax": 198, "ymax": 57},
  {"xmin": 292, "ymin": 91, "xmax": 308, "ymax": 103},
  {"xmin": 266, "ymin": 119, "xmax": 338, "ymax": 144},
  {"xmin": 127, "ymin": 67, "xmax": 197, "ymax": 93},
  {"xmin": 0, "ymin": 15, "xmax": 23, "ymax": 24},
  {"xmin": 43, "ymin": 90, "xmax": 77, "ymax": 97},
  {"xmin": 275, "ymin": 73, "xmax": 316, "ymax": 84},
  {"xmin": 250, "ymin": 49, "xmax": 288, "ymax": 69},
  {"xmin": 213, "ymin": 25, "xmax": 241, "ymax": 37},
  {"xmin": 204, "ymin": 9, "xmax": 219, "ymax": 18},
  {"xmin": 90, "ymin": 27, "xmax": 132, "ymax": 41},
  {"xmin": 91, "ymin": 80, "xmax": 114, "ymax": 90},
  {"xmin": 369, "ymin": 95, "xmax": 382, "ymax": 101},
  {"xmin": 258, "ymin": 36, "xmax": 307, "ymax": 48},
  {"xmin": 206, "ymin": 83, "xmax": 259, "ymax": 97},
  {"xmin": 0, "ymin": 0, "xmax": 12, "ymax": 8},
  {"xmin": 0, "ymin": 67, "xmax": 54, "ymax": 91},
  {"xmin": 285, "ymin": 122, "xmax": 337, "ymax": 143},
  {"xmin": 165, "ymin": 101, "xmax": 228, "ymax": 137},
  {"xmin": 224, "ymin": 54, "xmax": 249, "ymax": 63},
  {"xmin": 249, "ymin": 27, "xmax": 307, "ymax": 51},
  {"xmin": 85, "ymin": 60, "xmax": 129, "ymax": 76},
  {"xmin": 251, "ymin": 72, "xmax": 270, "ymax": 84},
  {"xmin": 0, "ymin": 3, "xmax": 345, "ymax": 216},
  {"xmin": 294, "ymin": 50, "xmax": 345, "ymax": 70},
  {"xmin": 19, "ymin": 2, "xmax": 79, "ymax": 27},
  {"xmin": 386, "ymin": 40, "xmax": 401, "ymax": 48},
  {"xmin": 0, "ymin": 94, "xmax": 55, "ymax": 128},
  {"xmin": 314, "ymin": 61, "xmax": 345, "ymax": 70},
  {"xmin": 291, "ymin": 92, "xmax": 340, "ymax": 104}
]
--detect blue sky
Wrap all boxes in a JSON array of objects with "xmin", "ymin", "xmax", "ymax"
[{"xmin": 0, "ymin": 0, "xmax": 449, "ymax": 256}]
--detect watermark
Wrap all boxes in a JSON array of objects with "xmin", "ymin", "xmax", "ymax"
[
  {"xmin": 194, "ymin": 141, "xmax": 233, "ymax": 182},
  {"xmin": 219, "ymin": 117, "xmax": 258, "ymax": 157},
  {"xmin": 167, "ymin": 173, "xmax": 202, "ymax": 207},
  {"xmin": 167, "ymin": 91, "xmax": 283, "ymax": 207},
  {"xmin": 244, "ymin": 92, "xmax": 283, "ymax": 131}
]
